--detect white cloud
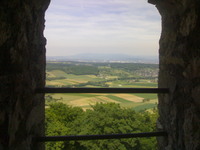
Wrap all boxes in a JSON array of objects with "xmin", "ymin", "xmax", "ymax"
[{"xmin": 45, "ymin": 0, "xmax": 161, "ymax": 56}]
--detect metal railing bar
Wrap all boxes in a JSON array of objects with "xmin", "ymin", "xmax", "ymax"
[
  {"xmin": 36, "ymin": 88, "xmax": 169, "ymax": 94},
  {"xmin": 35, "ymin": 131, "xmax": 167, "ymax": 142}
]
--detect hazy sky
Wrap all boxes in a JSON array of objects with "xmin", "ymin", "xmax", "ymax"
[{"xmin": 44, "ymin": 0, "xmax": 161, "ymax": 56}]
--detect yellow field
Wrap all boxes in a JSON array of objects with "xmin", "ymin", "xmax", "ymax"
[
  {"xmin": 67, "ymin": 96, "xmax": 120, "ymax": 106},
  {"xmin": 112, "ymin": 94, "xmax": 143, "ymax": 102},
  {"xmin": 46, "ymin": 81, "xmax": 65, "ymax": 86},
  {"xmin": 46, "ymin": 93, "xmax": 158, "ymax": 111}
]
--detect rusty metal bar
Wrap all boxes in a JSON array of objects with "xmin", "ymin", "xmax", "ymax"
[
  {"xmin": 36, "ymin": 88, "xmax": 169, "ymax": 94},
  {"xmin": 35, "ymin": 131, "xmax": 167, "ymax": 142}
]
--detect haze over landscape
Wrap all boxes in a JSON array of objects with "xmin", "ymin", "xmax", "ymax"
[
  {"xmin": 47, "ymin": 53, "xmax": 159, "ymax": 63},
  {"xmin": 45, "ymin": 0, "xmax": 161, "ymax": 57}
]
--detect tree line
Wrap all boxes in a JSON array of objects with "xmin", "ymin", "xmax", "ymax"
[{"xmin": 46, "ymin": 62, "xmax": 158, "ymax": 76}]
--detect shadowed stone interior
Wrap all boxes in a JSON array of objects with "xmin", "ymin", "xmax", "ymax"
[
  {"xmin": 0, "ymin": 0, "xmax": 50, "ymax": 149},
  {"xmin": 0, "ymin": 0, "xmax": 199, "ymax": 149},
  {"xmin": 150, "ymin": 0, "xmax": 200, "ymax": 149}
]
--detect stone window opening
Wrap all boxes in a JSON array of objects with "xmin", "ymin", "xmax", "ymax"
[
  {"xmin": 41, "ymin": 0, "xmax": 165, "ymax": 149},
  {"xmin": 1, "ymin": 0, "xmax": 200, "ymax": 150}
]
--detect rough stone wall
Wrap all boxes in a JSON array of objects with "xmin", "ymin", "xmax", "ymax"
[
  {"xmin": 149, "ymin": 0, "xmax": 200, "ymax": 150},
  {"xmin": 0, "ymin": 0, "xmax": 50, "ymax": 149}
]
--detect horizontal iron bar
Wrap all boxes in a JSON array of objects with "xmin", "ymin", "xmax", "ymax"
[
  {"xmin": 35, "ymin": 131, "xmax": 168, "ymax": 142},
  {"xmin": 36, "ymin": 88, "xmax": 169, "ymax": 94}
]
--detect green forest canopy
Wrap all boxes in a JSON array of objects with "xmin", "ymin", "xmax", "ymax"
[{"xmin": 45, "ymin": 102, "xmax": 158, "ymax": 150}]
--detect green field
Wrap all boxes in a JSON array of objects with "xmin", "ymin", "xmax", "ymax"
[{"xmin": 46, "ymin": 62, "xmax": 158, "ymax": 111}]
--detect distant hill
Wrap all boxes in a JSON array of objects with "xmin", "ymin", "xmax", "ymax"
[{"xmin": 47, "ymin": 53, "xmax": 158, "ymax": 64}]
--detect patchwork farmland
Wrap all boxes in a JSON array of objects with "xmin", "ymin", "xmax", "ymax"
[{"xmin": 45, "ymin": 61, "xmax": 158, "ymax": 111}]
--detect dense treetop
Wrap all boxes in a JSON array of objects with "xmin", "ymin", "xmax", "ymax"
[{"xmin": 45, "ymin": 102, "xmax": 158, "ymax": 150}]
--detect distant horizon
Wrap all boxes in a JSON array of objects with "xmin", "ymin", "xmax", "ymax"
[
  {"xmin": 46, "ymin": 52, "xmax": 159, "ymax": 57},
  {"xmin": 46, "ymin": 53, "xmax": 159, "ymax": 64}
]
